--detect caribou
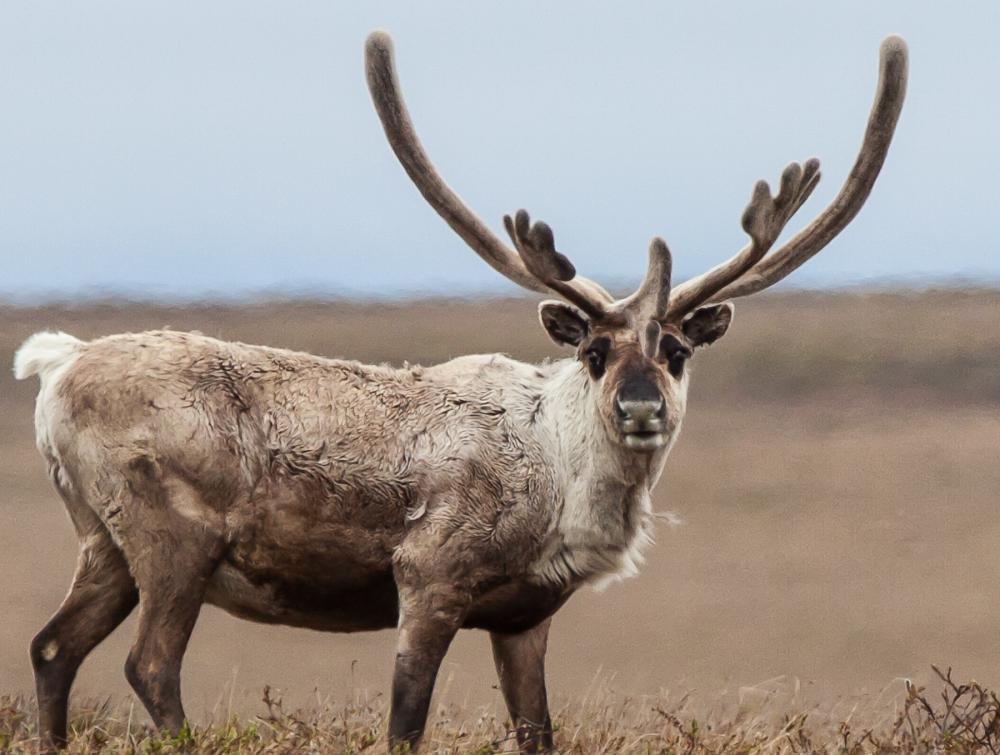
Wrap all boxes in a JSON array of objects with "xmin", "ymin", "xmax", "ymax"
[{"xmin": 15, "ymin": 31, "xmax": 907, "ymax": 752}]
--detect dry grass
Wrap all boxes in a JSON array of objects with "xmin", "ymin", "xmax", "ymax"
[
  {"xmin": 1, "ymin": 290, "xmax": 999, "ymax": 752},
  {"xmin": 4, "ymin": 668, "xmax": 1000, "ymax": 753}
]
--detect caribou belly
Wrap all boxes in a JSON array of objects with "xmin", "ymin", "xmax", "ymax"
[
  {"xmin": 204, "ymin": 560, "xmax": 570, "ymax": 635},
  {"xmin": 205, "ymin": 560, "xmax": 400, "ymax": 632}
]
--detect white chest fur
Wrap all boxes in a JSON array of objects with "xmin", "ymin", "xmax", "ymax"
[
  {"xmin": 530, "ymin": 477, "xmax": 656, "ymax": 589},
  {"xmin": 528, "ymin": 363, "xmax": 669, "ymax": 589}
]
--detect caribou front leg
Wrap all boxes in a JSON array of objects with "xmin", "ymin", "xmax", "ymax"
[
  {"xmin": 388, "ymin": 582, "xmax": 468, "ymax": 751},
  {"xmin": 490, "ymin": 618, "xmax": 554, "ymax": 753}
]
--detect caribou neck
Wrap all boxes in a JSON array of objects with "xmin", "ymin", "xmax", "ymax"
[{"xmin": 527, "ymin": 359, "xmax": 675, "ymax": 587}]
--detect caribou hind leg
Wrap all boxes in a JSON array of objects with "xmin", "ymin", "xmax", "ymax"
[
  {"xmin": 31, "ymin": 526, "xmax": 138, "ymax": 751},
  {"xmin": 490, "ymin": 618, "xmax": 554, "ymax": 753},
  {"xmin": 107, "ymin": 459, "xmax": 226, "ymax": 734},
  {"xmin": 123, "ymin": 570, "xmax": 215, "ymax": 733}
]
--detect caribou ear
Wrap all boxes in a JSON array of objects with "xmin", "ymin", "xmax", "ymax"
[
  {"xmin": 682, "ymin": 303, "xmax": 734, "ymax": 348},
  {"xmin": 538, "ymin": 301, "xmax": 590, "ymax": 347}
]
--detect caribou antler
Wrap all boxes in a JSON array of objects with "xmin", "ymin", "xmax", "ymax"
[
  {"xmin": 367, "ymin": 30, "xmax": 908, "ymax": 333},
  {"xmin": 668, "ymin": 35, "xmax": 908, "ymax": 315},
  {"xmin": 502, "ymin": 210, "xmax": 614, "ymax": 319},
  {"xmin": 665, "ymin": 159, "xmax": 821, "ymax": 319},
  {"xmin": 365, "ymin": 31, "xmax": 612, "ymax": 319}
]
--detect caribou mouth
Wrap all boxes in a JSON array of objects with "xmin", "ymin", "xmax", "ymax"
[{"xmin": 623, "ymin": 430, "xmax": 666, "ymax": 451}]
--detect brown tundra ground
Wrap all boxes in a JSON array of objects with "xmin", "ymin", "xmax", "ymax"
[{"xmin": 1, "ymin": 290, "xmax": 999, "ymax": 752}]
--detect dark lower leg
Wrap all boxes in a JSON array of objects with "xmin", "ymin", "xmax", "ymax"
[
  {"xmin": 388, "ymin": 633, "xmax": 459, "ymax": 751},
  {"xmin": 490, "ymin": 618, "xmax": 554, "ymax": 753},
  {"xmin": 31, "ymin": 539, "xmax": 137, "ymax": 750}
]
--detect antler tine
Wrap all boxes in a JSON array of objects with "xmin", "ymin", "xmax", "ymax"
[
  {"xmin": 365, "ymin": 31, "xmax": 613, "ymax": 317},
  {"xmin": 709, "ymin": 35, "xmax": 909, "ymax": 303},
  {"xmin": 611, "ymin": 237, "xmax": 673, "ymax": 323},
  {"xmin": 666, "ymin": 157, "xmax": 822, "ymax": 320},
  {"xmin": 503, "ymin": 210, "xmax": 610, "ymax": 319}
]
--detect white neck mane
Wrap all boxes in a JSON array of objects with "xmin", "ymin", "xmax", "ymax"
[{"xmin": 530, "ymin": 360, "xmax": 679, "ymax": 589}]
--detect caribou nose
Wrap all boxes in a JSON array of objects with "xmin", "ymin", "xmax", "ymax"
[{"xmin": 615, "ymin": 395, "xmax": 666, "ymax": 425}]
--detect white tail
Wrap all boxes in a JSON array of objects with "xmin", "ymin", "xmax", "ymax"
[{"xmin": 13, "ymin": 331, "xmax": 83, "ymax": 380}]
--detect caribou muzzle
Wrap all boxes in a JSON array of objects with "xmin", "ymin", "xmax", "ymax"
[{"xmin": 614, "ymin": 379, "xmax": 668, "ymax": 450}]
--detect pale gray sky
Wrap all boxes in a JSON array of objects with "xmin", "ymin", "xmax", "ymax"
[{"xmin": 1, "ymin": 1, "xmax": 997, "ymax": 301}]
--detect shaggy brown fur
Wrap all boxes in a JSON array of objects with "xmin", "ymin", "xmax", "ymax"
[{"xmin": 17, "ymin": 324, "xmax": 721, "ymax": 751}]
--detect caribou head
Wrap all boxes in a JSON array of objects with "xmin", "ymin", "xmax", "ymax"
[{"xmin": 365, "ymin": 31, "xmax": 907, "ymax": 453}]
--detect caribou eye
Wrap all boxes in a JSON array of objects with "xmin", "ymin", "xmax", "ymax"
[
  {"xmin": 582, "ymin": 338, "xmax": 610, "ymax": 379},
  {"xmin": 659, "ymin": 335, "xmax": 692, "ymax": 379}
]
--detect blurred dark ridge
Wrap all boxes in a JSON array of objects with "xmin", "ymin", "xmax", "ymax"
[
  {"xmin": 2, "ymin": 276, "xmax": 998, "ymax": 308},
  {"xmin": 2, "ymin": 289, "xmax": 998, "ymax": 406}
]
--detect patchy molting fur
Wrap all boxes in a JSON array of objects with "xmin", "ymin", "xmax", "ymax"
[
  {"xmin": 14, "ymin": 327, "xmax": 694, "ymax": 751},
  {"xmin": 17, "ymin": 331, "xmax": 686, "ymax": 606}
]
